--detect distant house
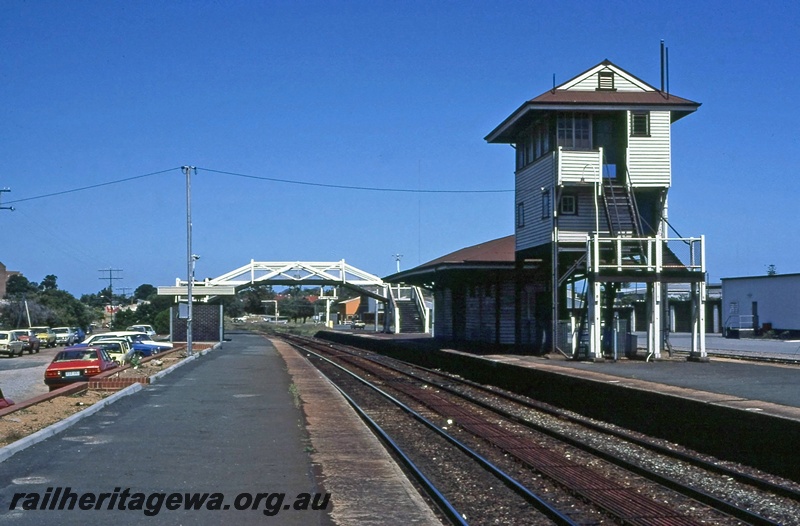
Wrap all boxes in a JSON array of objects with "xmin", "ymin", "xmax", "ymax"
[
  {"xmin": 337, "ymin": 296, "xmax": 363, "ymax": 322},
  {"xmin": 721, "ymin": 274, "xmax": 800, "ymax": 336},
  {"xmin": 0, "ymin": 262, "xmax": 21, "ymax": 299}
]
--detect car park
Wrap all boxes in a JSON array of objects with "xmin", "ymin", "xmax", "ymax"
[
  {"xmin": 44, "ymin": 346, "xmax": 118, "ymax": 391},
  {"xmin": 126, "ymin": 324, "xmax": 157, "ymax": 338},
  {"xmin": 31, "ymin": 326, "xmax": 57, "ymax": 348},
  {"xmin": 10, "ymin": 329, "xmax": 40, "ymax": 353},
  {"xmin": 0, "ymin": 331, "xmax": 26, "ymax": 357},
  {"xmin": 52, "ymin": 327, "xmax": 77, "ymax": 346}
]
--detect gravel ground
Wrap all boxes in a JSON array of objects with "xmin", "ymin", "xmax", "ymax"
[{"xmin": 0, "ymin": 356, "xmax": 52, "ymax": 402}]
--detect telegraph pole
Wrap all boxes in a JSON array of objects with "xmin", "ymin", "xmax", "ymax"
[
  {"xmin": 183, "ymin": 166, "xmax": 196, "ymax": 356},
  {"xmin": 98, "ymin": 268, "xmax": 123, "ymax": 325}
]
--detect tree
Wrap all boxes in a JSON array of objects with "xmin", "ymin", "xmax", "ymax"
[
  {"xmin": 134, "ymin": 284, "xmax": 157, "ymax": 301},
  {"xmin": 126, "ymin": 295, "xmax": 175, "ymax": 328},
  {"xmin": 280, "ymin": 296, "xmax": 315, "ymax": 323},
  {"xmin": 38, "ymin": 289, "xmax": 96, "ymax": 328},
  {"xmin": 4, "ymin": 275, "xmax": 37, "ymax": 298},
  {"xmin": 39, "ymin": 274, "xmax": 58, "ymax": 291},
  {"xmin": 238, "ymin": 284, "xmax": 275, "ymax": 314},
  {"xmin": 110, "ymin": 309, "xmax": 139, "ymax": 330}
]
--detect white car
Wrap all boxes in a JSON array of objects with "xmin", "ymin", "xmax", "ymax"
[
  {"xmin": 0, "ymin": 331, "xmax": 25, "ymax": 357},
  {"xmin": 126, "ymin": 325, "xmax": 157, "ymax": 338},
  {"xmin": 96, "ymin": 331, "xmax": 173, "ymax": 351},
  {"xmin": 52, "ymin": 327, "xmax": 77, "ymax": 346}
]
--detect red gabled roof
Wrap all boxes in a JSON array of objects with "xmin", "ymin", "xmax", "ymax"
[
  {"xmin": 421, "ymin": 235, "xmax": 515, "ymax": 266},
  {"xmin": 485, "ymin": 60, "xmax": 700, "ymax": 143},
  {"xmin": 528, "ymin": 89, "xmax": 697, "ymax": 106},
  {"xmin": 384, "ymin": 235, "xmax": 517, "ymax": 285}
]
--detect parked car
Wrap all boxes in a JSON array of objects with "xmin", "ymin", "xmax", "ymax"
[
  {"xmin": 30, "ymin": 327, "xmax": 57, "ymax": 348},
  {"xmin": 74, "ymin": 340, "xmax": 132, "ymax": 365},
  {"xmin": 0, "ymin": 388, "xmax": 14, "ymax": 409},
  {"xmin": 82, "ymin": 333, "xmax": 162, "ymax": 357},
  {"xmin": 0, "ymin": 331, "xmax": 26, "ymax": 357},
  {"xmin": 52, "ymin": 327, "xmax": 77, "ymax": 346},
  {"xmin": 99, "ymin": 331, "xmax": 172, "ymax": 351},
  {"xmin": 350, "ymin": 318, "xmax": 366, "ymax": 329},
  {"xmin": 44, "ymin": 346, "xmax": 118, "ymax": 391},
  {"xmin": 10, "ymin": 329, "xmax": 40, "ymax": 353},
  {"xmin": 126, "ymin": 325, "xmax": 157, "ymax": 338},
  {"xmin": 71, "ymin": 327, "xmax": 86, "ymax": 343}
]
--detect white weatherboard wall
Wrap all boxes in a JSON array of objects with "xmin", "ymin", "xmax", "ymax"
[{"xmin": 721, "ymin": 274, "xmax": 800, "ymax": 331}]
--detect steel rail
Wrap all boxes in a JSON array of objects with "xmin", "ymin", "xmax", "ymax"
[
  {"xmin": 284, "ymin": 338, "xmax": 578, "ymax": 526},
  {"xmin": 292, "ymin": 335, "xmax": 784, "ymax": 526},
  {"xmin": 316, "ymin": 335, "xmax": 800, "ymax": 503},
  {"xmin": 327, "ymin": 381, "xmax": 467, "ymax": 526},
  {"xmin": 384, "ymin": 351, "xmax": 800, "ymax": 504}
]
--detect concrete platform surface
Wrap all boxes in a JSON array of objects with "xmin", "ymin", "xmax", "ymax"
[
  {"xmin": 478, "ymin": 351, "xmax": 800, "ymax": 421},
  {"xmin": 0, "ymin": 331, "xmax": 441, "ymax": 525}
]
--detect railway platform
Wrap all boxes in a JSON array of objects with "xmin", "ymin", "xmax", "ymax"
[{"xmin": 0, "ymin": 331, "xmax": 441, "ymax": 525}]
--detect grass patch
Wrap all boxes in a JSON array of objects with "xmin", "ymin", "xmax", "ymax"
[{"xmin": 288, "ymin": 383, "xmax": 301, "ymax": 409}]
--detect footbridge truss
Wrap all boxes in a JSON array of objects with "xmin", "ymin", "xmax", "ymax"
[
  {"xmin": 172, "ymin": 260, "xmax": 389, "ymax": 301},
  {"xmin": 161, "ymin": 260, "xmax": 429, "ymax": 334}
]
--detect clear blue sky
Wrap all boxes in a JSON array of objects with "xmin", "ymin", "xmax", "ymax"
[{"xmin": 1, "ymin": 0, "xmax": 798, "ymax": 296}]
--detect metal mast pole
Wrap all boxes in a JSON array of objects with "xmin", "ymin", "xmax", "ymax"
[
  {"xmin": 0, "ymin": 188, "xmax": 14, "ymax": 212},
  {"xmin": 183, "ymin": 166, "xmax": 195, "ymax": 356}
]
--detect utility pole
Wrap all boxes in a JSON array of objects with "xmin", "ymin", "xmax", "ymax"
[
  {"xmin": 1, "ymin": 188, "xmax": 14, "ymax": 212},
  {"xmin": 99, "ymin": 268, "xmax": 123, "ymax": 325},
  {"xmin": 393, "ymin": 253, "xmax": 403, "ymax": 273},
  {"xmin": 183, "ymin": 166, "xmax": 196, "ymax": 356}
]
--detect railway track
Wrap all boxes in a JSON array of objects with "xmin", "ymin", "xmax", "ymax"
[{"xmin": 280, "ymin": 333, "xmax": 800, "ymax": 525}]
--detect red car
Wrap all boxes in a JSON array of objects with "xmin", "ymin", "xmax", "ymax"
[
  {"xmin": 11, "ymin": 330, "xmax": 40, "ymax": 354},
  {"xmin": 44, "ymin": 346, "xmax": 118, "ymax": 391},
  {"xmin": 0, "ymin": 388, "xmax": 13, "ymax": 409}
]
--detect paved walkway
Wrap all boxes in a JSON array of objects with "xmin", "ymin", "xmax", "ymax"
[{"xmin": 0, "ymin": 332, "xmax": 439, "ymax": 525}]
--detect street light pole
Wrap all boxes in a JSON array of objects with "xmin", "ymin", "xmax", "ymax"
[{"xmin": 183, "ymin": 166, "xmax": 196, "ymax": 356}]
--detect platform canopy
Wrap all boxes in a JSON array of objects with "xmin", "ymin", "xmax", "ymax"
[{"xmin": 166, "ymin": 260, "xmax": 389, "ymax": 301}]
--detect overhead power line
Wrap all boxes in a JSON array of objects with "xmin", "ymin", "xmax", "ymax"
[
  {"xmin": 198, "ymin": 167, "xmax": 513, "ymax": 194},
  {"xmin": 6, "ymin": 165, "xmax": 513, "ymax": 205},
  {"xmin": 5, "ymin": 167, "xmax": 182, "ymax": 204}
]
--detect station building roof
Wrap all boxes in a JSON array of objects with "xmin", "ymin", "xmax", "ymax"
[{"xmin": 384, "ymin": 235, "xmax": 519, "ymax": 286}]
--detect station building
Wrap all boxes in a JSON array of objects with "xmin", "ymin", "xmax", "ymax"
[{"xmin": 387, "ymin": 59, "xmax": 709, "ymax": 360}]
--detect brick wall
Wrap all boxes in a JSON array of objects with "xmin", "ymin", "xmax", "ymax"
[{"xmin": 171, "ymin": 304, "xmax": 222, "ymax": 342}]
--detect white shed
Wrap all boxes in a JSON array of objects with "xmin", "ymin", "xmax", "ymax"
[{"xmin": 721, "ymin": 273, "xmax": 800, "ymax": 335}]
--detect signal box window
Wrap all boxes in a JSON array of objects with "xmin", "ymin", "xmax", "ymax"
[
  {"xmin": 560, "ymin": 195, "xmax": 577, "ymax": 215},
  {"xmin": 631, "ymin": 111, "xmax": 650, "ymax": 137}
]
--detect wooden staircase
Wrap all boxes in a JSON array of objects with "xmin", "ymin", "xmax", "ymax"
[{"xmin": 396, "ymin": 299, "xmax": 425, "ymax": 333}]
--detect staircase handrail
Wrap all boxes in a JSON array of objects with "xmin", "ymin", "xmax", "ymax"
[
  {"xmin": 412, "ymin": 286, "xmax": 431, "ymax": 333},
  {"xmin": 387, "ymin": 285, "xmax": 401, "ymax": 334}
]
